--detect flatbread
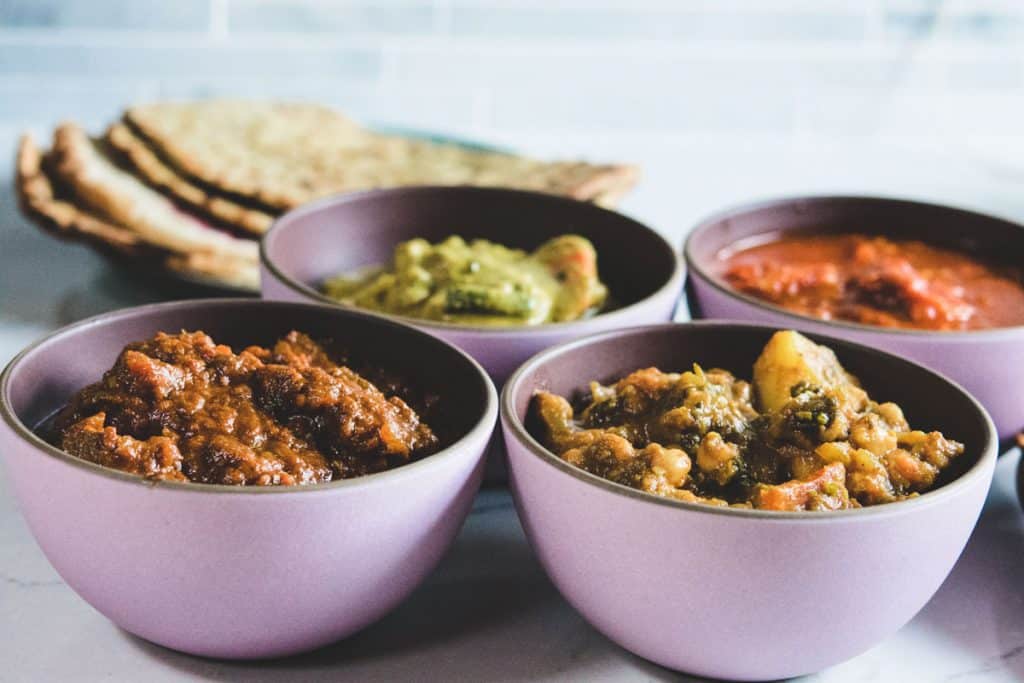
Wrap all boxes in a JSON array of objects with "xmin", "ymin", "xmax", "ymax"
[
  {"xmin": 105, "ymin": 122, "xmax": 273, "ymax": 235},
  {"xmin": 17, "ymin": 134, "xmax": 144, "ymax": 256},
  {"xmin": 124, "ymin": 100, "xmax": 638, "ymax": 211},
  {"xmin": 164, "ymin": 251, "xmax": 260, "ymax": 291},
  {"xmin": 17, "ymin": 132, "xmax": 259, "ymax": 291},
  {"xmin": 49, "ymin": 122, "xmax": 259, "ymax": 267}
]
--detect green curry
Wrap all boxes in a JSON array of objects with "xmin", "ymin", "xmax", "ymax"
[{"xmin": 323, "ymin": 235, "xmax": 608, "ymax": 326}]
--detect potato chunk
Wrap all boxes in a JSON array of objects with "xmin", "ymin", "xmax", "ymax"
[{"xmin": 753, "ymin": 330, "xmax": 850, "ymax": 412}]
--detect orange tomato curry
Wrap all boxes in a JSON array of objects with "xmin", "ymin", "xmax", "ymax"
[{"xmin": 721, "ymin": 234, "xmax": 1024, "ymax": 331}]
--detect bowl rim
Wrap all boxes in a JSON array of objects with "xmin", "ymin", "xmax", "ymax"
[
  {"xmin": 260, "ymin": 185, "xmax": 686, "ymax": 336},
  {"xmin": 683, "ymin": 193, "xmax": 1024, "ymax": 340},
  {"xmin": 0, "ymin": 298, "xmax": 499, "ymax": 496},
  {"xmin": 501, "ymin": 320, "xmax": 998, "ymax": 521}
]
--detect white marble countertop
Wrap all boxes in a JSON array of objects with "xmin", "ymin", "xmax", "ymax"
[{"xmin": 3, "ymin": 131, "xmax": 1024, "ymax": 682}]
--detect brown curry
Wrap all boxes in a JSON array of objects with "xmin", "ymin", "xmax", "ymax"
[
  {"xmin": 721, "ymin": 234, "xmax": 1024, "ymax": 331},
  {"xmin": 531, "ymin": 331, "xmax": 963, "ymax": 511},
  {"xmin": 50, "ymin": 330, "xmax": 438, "ymax": 485}
]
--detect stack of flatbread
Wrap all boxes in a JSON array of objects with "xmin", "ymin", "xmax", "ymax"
[{"xmin": 16, "ymin": 101, "xmax": 639, "ymax": 292}]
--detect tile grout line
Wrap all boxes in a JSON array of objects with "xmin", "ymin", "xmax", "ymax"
[{"xmin": 209, "ymin": 0, "xmax": 229, "ymax": 42}]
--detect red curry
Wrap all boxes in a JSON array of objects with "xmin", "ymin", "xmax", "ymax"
[{"xmin": 721, "ymin": 234, "xmax": 1024, "ymax": 331}]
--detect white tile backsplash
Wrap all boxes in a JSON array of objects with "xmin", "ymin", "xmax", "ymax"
[
  {"xmin": 0, "ymin": 40, "xmax": 383, "ymax": 80},
  {"xmin": 0, "ymin": 1, "xmax": 1020, "ymax": 159},
  {"xmin": 0, "ymin": 0, "xmax": 210, "ymax": 31},
  {"xmin": 229, "ymin": 0, "xmax": 435, "ymax": 36},
  {"xmin": 448, "ymin": 5, "xmax": 873, "ymax": 41}
]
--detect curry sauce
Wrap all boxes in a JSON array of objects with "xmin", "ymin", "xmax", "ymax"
[{"xmin": 721, "ymin": 234, "xmax": 1024, "ymax": 331}]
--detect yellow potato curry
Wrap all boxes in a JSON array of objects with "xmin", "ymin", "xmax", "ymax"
[{"xmin": 323, "ymin": 235, "xmax": 608, "ymax": 327}]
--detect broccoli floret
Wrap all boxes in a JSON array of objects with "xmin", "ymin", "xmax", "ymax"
[
  {"xmin": 444, "ymin": 284, "xmax": 534, "ymax": 316},
  {"xmin": 787, "ymin": 385, "xmax": 837, "ymax": 433}
]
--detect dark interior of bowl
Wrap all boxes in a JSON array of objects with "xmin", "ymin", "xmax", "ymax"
[
  {"xmin": 687, "ymin": 195, "xmax": 1024, "ymax": 279},
  {"xmin": 512, "ymin": 324, "xmax": 992, "ymax": 493},
  {"xmin": 265, "ymin": 187, "xmax": 678, "ymax": 315},
  {"xmin": 5, "ymin": 300, "xmax": 491, "ymax": 455}
]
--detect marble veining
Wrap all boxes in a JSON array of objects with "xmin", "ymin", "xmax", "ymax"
[{"xmin": 1, "ymin": 574, "xmax": 64, "ymax": 589}]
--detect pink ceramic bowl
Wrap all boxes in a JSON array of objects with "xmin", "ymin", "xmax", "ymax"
[
  {"xmin": 0, "ymin": 299, "xmax": 497, "ymax": 659},
  {"xmin": 684, "ymin": 195, "xmax": 1024, "ymax": 446},
  {"xmin": 260, "ymin": 186, "xmax": 684, "ymax": 385},
  {"xmin": 501, "ymin": 322, "xmax": 997, "ymax": 681}
]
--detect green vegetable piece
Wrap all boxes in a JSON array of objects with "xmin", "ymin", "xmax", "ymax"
[{"xmin": 445, "ymin": 284, "xmax": 535, "ymax": 316}]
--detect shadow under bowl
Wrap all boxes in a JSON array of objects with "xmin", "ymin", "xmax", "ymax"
[
  {"xmin": 684, "ymin": 194, "xmax": 1024, "ymax": 445},
  {"xmin": 0, "ymin": 299, "xmax": 497, "ymax": 659},
  {"xmin": 501, "ymin": 321, "xmax": 997, "ymax": 680}
]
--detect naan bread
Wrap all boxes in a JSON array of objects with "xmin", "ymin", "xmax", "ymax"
[
  {"xmin": 17, "ymin": 102, "xmax": 637, "ymax": 295},
  {"xmin": 105, "ymin": 122, "xmax": 273, "ymax": 235},
  {"xmin": 17, "ymin": 133, "xmax": 145, "ymax": 257},
  {"xmin": 125, "ymin": 100, "xmax": 638, "ymax": 211},
  {"xmin": 50, "ymin": 122, "xmax": 259, "ymax": 267},
  {"xmin": 17, "ymin": 131, "xmax": 259, "ymax": 291}
]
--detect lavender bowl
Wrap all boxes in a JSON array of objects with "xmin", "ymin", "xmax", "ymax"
[
  {"xmin": 502, "ymin": 322, "xmax": 996, "ymax": 680},
  {"xmin": 0, "ymin": 299, "xmax": 497, "ymax": 659},
  {"xmin": 684, "ymin": 195, "xmax": 1024, "ymax": 445},
  {"xmin": 260, "ymin": 186, "xmax": 684, "ymax": 385}
]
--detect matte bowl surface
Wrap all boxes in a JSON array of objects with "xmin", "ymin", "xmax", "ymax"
[
  {"xmin": 684, "ymin": 195, "xmax": 1024, "ymax": 444},
  {"xmin": 260, "ymin": 186, "xmax": 684, "ymax": 385},
  {"xmin": 0, "ymin": 299, "xmax": 497, "ymax": 659},
  {"xmin": 502, "ymin": 322, "xmax": 996, "ymax": 680}
]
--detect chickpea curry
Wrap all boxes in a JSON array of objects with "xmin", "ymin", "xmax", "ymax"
[
  {"xmin": 531, "ymin": 330, "xmax": 964, "ymax": 511},
  {"xmin": 323, "ymin": 235, "xmax": 608, "ymax": 326},
  {"xmin": 722, "ymin": 234, "xmax": 1024, "ymax": 331},
  {"xmin": 50, "ymin": 330, "xmax": 439, "ymax": 486}
]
